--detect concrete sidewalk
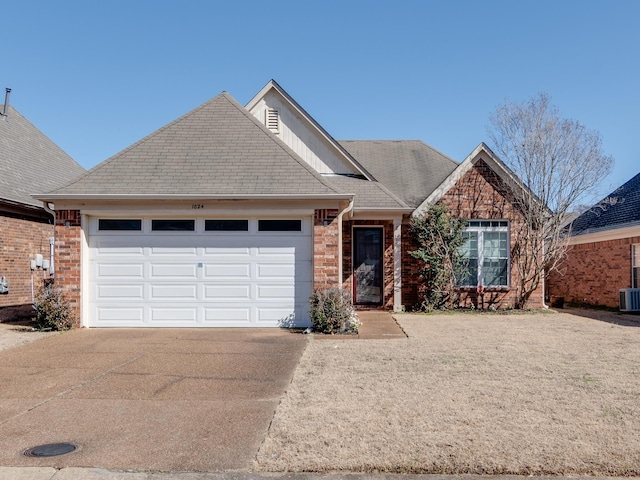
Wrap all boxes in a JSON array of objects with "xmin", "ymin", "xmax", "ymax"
[
  {"xmin": 356, "ymin": 310, "xmax": 406, "ymax": 339},
  {"xmin": 312, "ymin": 310, "xmax": 406, "ymax": 339},
  {"xmin": 0, "ymin": 467, "xmax": 630, "ymax": 480}
]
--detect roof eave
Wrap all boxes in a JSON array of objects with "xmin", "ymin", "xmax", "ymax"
[
  {"xmin": 568, "ymin": 222, "xmax": 640, "ymax": 245},
  {"xmin": 354, "ymin": 207, "xmax": 413, "ymax": 213},
  {"xmin": 33, "ymin": 193, "xmax": 355, "ymax": 202}
]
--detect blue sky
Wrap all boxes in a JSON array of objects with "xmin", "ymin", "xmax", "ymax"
[{"xmin": 3, "ymin": 0, "xmax": 638, "ymax": 197}]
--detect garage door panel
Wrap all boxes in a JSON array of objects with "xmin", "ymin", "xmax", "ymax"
[
  {"xmin": 256, "ymin": 307, "xmax": 296, "ymax": 323},
  {"xmin": 204, "ymin": 247, "xmax": 251, "ymax": 256},
  {"xmin": 150, "ymin": 284, "xmax": 198, "ymax": 299},
  {"xmin": 97, "ymin": 264, "xmax": 144, "ymax": 278},
  {"xmin": 150, "ymin": 307, "xmax": 198, "ymax": 322},
  {"xmin": 151, "ymin": 246, "xmax": 197, "ymax": 256},
  {"xmin": 204, "ymin": 285, "xmax": 251, "ymax": 299},
  {"xmin": 98, "ymin": 284, "xmax": 144, "ymax": 299},
  {"xmin": 204, "ymin": 307, "xmax": 251, "ymax": 323},
  {"xmin": 96, "ymin": 307, "xmax": 144, "ymax": 323},
  {"xmin": 151, "ymin": 264, "xmax": 198, "ymax": 278},
  {"xmin": 204, "ymin": 264, "xmax": 251, "ymax": 278},
  {"xmin": 257, "ymin": 264, "xmax": 295, "ymax": 278},
  {"xmin": 257, "ymin": 285, "xmax": 295, "ymax": 299},
  {"xmin": 92, "ymin": 246, "xmax": 144, "ymax": 257},
  {"xmin": 257, "ymin": 246, "xmax": 296, "ymax": 255}
]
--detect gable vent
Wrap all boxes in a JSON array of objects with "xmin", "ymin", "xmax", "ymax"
[{"xmin": 265, "ymin": 108, "xmax": 279, "ymax": 134}]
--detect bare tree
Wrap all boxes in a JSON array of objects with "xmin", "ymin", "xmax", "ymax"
[{"xmin": 488, "ymin": 93, "xmax": 614, "ymax": 308}]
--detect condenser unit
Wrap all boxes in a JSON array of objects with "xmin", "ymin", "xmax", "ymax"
[{"xmin": 619, "ymin": 288, "xmax": 640, "ymax": 312}]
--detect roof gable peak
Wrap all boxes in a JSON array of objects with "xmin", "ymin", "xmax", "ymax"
[
  {"xmin": 413, "ymin": 142, "xmax": 538, "ymax": 217},
  {"xmin": 246, "ymin": 80, "xmax": 375, "ymax": 181}
]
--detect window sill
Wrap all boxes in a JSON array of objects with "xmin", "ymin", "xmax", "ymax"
[{"xmin": 457, "ymin": 287, "xmax": 511, "ymax": 292}]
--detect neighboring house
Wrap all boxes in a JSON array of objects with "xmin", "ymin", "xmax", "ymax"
[
  {"xmin": 0, "ymin": 91, "xmax": 85, "ymax": 311},
  {"xmin": 35, "ymin": 80, "xmax": 543, "ymax": 328},
  {"xmin": 547, "ymin": 172, "xmax": 640, "ymax": 308}
]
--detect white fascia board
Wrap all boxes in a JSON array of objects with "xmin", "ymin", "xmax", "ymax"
[
  {"xmin": 40, "ymin": 196, "xmax": 353, "ymax": 216},
  {"xmin": 246, "ymin": 80, "xmax": 375, "ymax": 181},
  {"xmin": 33, "ymin": 193, "xmax": 354, "ymax": 202},
  {"xmin": 568, "ymin": 224, "xmax": 640, "ymax": 245},
  {"xmin": 73, "ymin": 207, "xmax": 320, "ymax": 217}
]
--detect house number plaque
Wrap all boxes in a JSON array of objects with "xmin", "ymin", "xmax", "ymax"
[{"xmin": 192, "ymin": 204, "xmax": 204, "ymax": 209}]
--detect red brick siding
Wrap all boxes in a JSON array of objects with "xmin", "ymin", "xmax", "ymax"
[
  {"xmin": 342, "ymin": 220, "xmax": 395, "ymax": 309},
  {"xmin": 401, "ymin": 224, "xmax": 421, "ymax": 308},
  {"xmin": 54, "ymin": 210, "xmax": 82, "ymax": 325},
  {"xmin": 0, "ymin": 215, "xmax": 54, "ymax": 307},
  {"xmin": 404, "ymin": 159, "xmax": 543, "ymax": 310},
  {"xmin": 547, "ymin": 236, "xmax": 640, "ymax": 308},
  {"xmin": 313, "ymin": 209, "xmax": 340, "ymax": 289}
]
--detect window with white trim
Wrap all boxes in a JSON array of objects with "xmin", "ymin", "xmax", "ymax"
[
  {"xmin": 633, "ymin": 244, "xmax": 640, "ymax": 288},
  {"xmin": 458, "ymin": 220, "xmax": 509, "ymax": 287}
]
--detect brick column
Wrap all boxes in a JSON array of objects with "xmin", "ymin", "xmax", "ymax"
[
  {"xmin": 313, "ymin": 209, "xmax": 339, "ymax": 290},
  {"xmin": 54, "ymin": 210, "xmax": 82, "ymax": 326}
]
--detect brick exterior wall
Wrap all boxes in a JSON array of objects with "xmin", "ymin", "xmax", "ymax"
[
  {"xmin": 54, "ymin": 210, "xmax": 82, "ymax": 325},
  {"xmin": 313, "ymin": 209, "xmax": 340, "ymax": 289},
  {"xmin": 0, "ymin": 213, "xmax": 54, "ymax": 307},
  {"xmin": 547, "ymin": 236, "xmax": 640, "ymax": 308},
  {"xmin": 341, "ymin": 220, "xmax": 395, "ymax": 309},
  {"xmin": 401, "ymin": 224, "xmax": 421, "ymax": 308},
  {"xmin": 405, "ymin": 159, "xmax": 543, "ymax": 310}
]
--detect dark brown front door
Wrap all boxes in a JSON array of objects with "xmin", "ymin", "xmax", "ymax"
[{"xmin": 353, "ymin": 227, "xmax": 383, "ymax": 305}]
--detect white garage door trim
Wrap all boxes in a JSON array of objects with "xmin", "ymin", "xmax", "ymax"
[{"xmin": 86, "ymin": 216, "xmax": 313, "ymax": 328}]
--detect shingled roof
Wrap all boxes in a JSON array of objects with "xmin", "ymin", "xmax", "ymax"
[
  {"xmin": 0, "ymin": 105, "xmax": 84, "ymax": 208},
  {"xmin": 323, "ymin": 175, "xmax": 410, "ymax": 210},
  {"xmin": 339, "ymin": 140, "xmax": 458, "ymax": 208},
  {"xmin": 41, "ymin": 93, "xmax": 344, "ymax": 199},
  {"xmin": 570, "ymin": 171, "xmax": 640, "ymax": 236}
]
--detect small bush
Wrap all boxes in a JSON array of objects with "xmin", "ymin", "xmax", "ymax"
[
  {"xmin": 32, "ymin": 283, "xmax": 75, "ymax": 331},
  {"xmin": 309, "ymin": 288, "xmax": 360, "ymax": 334}
]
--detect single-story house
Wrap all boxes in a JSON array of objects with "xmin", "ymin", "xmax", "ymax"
[
  {"xmin": 35, "ymin": 80, "xmax": 543, "ymax": 328},
  {"xmin": 0, "ymin": 90, "xmax": 85, "ymax": 313},
  {"xmin": 547, "ymin": 171, "xmax": 640, "ymax": 309}
]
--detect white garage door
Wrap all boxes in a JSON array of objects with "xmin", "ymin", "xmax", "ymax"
[{"xmin": 87, "ymin": 217, "xmax": 312, "ymax": 327}]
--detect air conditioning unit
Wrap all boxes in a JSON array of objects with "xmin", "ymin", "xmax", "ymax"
[{"xmin": 619, "ymin": 288, "xmax": 640, "ymax": 312}]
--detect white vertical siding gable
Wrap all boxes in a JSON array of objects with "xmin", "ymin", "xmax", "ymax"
[{"xmin": 248, "ymin": 91, "xmax": 360, "ymax": 176}]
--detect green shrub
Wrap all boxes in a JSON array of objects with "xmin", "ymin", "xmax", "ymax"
[
  {"xmin": 309, "ymin": 288, "xmax": 360, "ymax": 334},
  {"xmin": 32, "ymin": 283, "xmax": 75, "ymax": 331},
  {"xmin": 409, "ymin": 204, "xmax": 467, "ymax": 311}
]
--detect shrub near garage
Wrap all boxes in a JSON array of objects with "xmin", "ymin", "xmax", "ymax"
[
  {"xmin": 309, "ymin": 288, "xmax": 360, "ymax": 334},
  {"xmin": 32, "ymin": 283, "xmax": 75, "ymax": 331}
]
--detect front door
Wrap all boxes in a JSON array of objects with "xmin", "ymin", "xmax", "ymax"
[{"xmin": 353, "ymin": 227, "xmax": 383, "ymax": 305}]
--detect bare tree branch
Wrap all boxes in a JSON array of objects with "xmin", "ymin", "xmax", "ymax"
[{"xmin": 488, "ymin": 93, "xmax": 614, "ymax": 308}]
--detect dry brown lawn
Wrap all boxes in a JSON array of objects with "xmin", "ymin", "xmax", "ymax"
[{"xmin": 255, "ymin": 309, "xmax": 640, "ymax": 475}]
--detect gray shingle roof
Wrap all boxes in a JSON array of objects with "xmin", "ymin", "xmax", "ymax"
[
  {"xmin": 339, "ymin": 140, "xmax": 458, "ymax": 208},
  {"xmin": 570, "ymin": 171, "xmax": 640, "ymax": 236},
  {"xmin": 0, "ymin": 105, "xmax": 85, "ymax": 208},
  {"xmin": 43, "ymin": 93, "xmax": 342, "ymax": 198},
  {"xmin": 324, "ymin": 175, "xmax": 409, "ymax": 210}
]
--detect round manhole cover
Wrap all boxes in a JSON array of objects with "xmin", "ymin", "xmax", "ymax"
[{"xmin": 24, "ymin": 443, "xmax": 78, "ymax": 457}]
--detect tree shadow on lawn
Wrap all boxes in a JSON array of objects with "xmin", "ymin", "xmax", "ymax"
[{"xmin": 561, "ymin": 305, "xmax": 640, "ymax": 327}]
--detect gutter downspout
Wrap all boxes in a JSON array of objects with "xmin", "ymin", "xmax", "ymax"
[
  {"xmin": 337, "ymin": 198, "xmax": 355, "ymax": 289},
  {"xmin": 42, "ymin": 202, "xmax": 55, "ymax": 277}
]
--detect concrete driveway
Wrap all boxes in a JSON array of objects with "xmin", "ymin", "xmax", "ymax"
[{"xmin": 0, "ymin": 328, "xmax": 307, "ymax": 472}]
